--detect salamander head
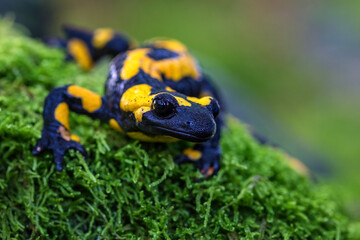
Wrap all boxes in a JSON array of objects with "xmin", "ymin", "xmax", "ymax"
[{"xmin": 137, "ymin": 92, "xmax": 220, "ymax": 142}]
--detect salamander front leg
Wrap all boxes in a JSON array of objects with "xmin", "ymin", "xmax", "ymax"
[{"xmin": 33, "ymin": 85, "xmax": 111, "ymax": 170}]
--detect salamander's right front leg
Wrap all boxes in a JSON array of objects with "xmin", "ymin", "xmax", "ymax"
[{"xmin": 33, "ymin": 85, "xmax": 111, "ymax": 170}]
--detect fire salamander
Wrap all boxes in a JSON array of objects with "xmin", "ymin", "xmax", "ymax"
[{"xmin": 33, "ymin": 26, "xmax": 223, "ymax": 177}]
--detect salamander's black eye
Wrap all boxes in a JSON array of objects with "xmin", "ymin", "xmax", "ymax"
[{"xmin": 152, "ymin": 94, "xmax": 177, "ymax": 117}]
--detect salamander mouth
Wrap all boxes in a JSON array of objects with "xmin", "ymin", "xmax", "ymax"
[{"xmin": 149, "ymin": 125, "xmax": 215, "ymax": 142}]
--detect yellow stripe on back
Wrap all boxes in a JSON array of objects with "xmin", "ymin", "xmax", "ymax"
[
  {"xmin": 120, "ymin": 49, "xmax": 150, "ymax": 80},
  {"xmin": 67, "ymin": 39, "xmax": 93, "ymax": 71},
  {"xmin": 153, "ymin": 53, "xmax": 200, "ymax": 81},
  {"xmin": 120, "ymin": 40, "xmax": 201, "ymax": 82},
  {"xmin": 67, "ymin": 86, "xmax": 102, "ymax": 112},
  {"xmin": 92, "ymin": 28, "xmax": 114, "ymax": 48}
]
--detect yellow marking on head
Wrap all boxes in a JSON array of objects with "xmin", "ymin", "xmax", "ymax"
[
  {"xmin": 70, "ymin": 134, "xmax": 81, "ymax": 143},
  {"xmin": 183, "ymin": 148, "xmax": 202, "ymax": 161},
  {"xmin": 150, "ymin": 40, "xmax": 188, "ymax": 53},
  {"xmin": 67, "ymin": 39, "xmax": 93, "ymax": 71},
  {"xmin": 120, "ymin": 49, "xmax": 151, "ymax": 80},
  {"xmin": 187, "ymin": 96, "xmax": 212, "ymax": 106},
  {"xmin": 134, "ymin": 107, "xmax": 151, "ymax": 122},
  {"xmin": 174, "ymin": 96, "xmax": 191, "ymax": 107},
  {"xmin": 55, "ymin": 102, "xmax": 70, "ymax": 130},
  {"xmin": 166, "ymin": 87, "xmax": 175, "ymax": 92},
  {"xmin": 120, "ymin": 84, "xmax": 157, "ymax": 123},
  {"xmin": 120, "ymin": 84, "xmax": 188, "ymax": 122},
  {"xmin": 127, "ymin": 132, "xmax": 179, "ymax": 143},
  {"xmin": 67, "ymin": 86, "xmax": 102, "ymax": 113},
  {"xmin": 120, "ymin": 84, "xmax": 153, "ymax": 112},
  {"xmin": 109, "ymin": 119, "xmax": 124, "ymax": 133},
  {"xmin": 92, "ymin": 28, "xmax": 114, "ymax": 48}
]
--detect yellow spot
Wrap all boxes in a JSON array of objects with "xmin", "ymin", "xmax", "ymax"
[
  {"xmin": 187, "ymin": 96, "xmax": 212, "ymax": 106},
  {"xmin": 183, "ymin": 148, "xmax": 202, "ymax": 161},
  {"xmin": 152, "ymin": 53, "xmax": 200, "ymax": 81},
  {"xmin": 166, "ymin": 86, "xmax": 175, "ymax": 92},
  {"xmin": 70, "ymin": 134, "xmax": 81, "ymax": 143},
  {"xmin": 174, "ymin": 96, "xmax": 191, "ymax": 107},
  {"xmin": 67, "ymin": 85, "xmax": 102, "ymax": 113},
  {"xmin": 285, "ymin": 154, "xmax": 309, "ymax": 176},
  {"xmin": 120, "ymin": 49, "xmax": 150, "ymax": 80},
  {"xmin": 150, "ymin": 39, "xmax": 188, "ymax": 53},
  {"xmin": 109, "ymin": 119, "xmax": 123, "ymax": 133},
  {"xmin": 120, "ymin": 84, "xmax": 156, "ymax": 123},
  {"xmin": 120, "ymin": 42, "xmax": 200, "ymax": 82},
  {"xmin": 92, "ymin": 28, "xmax": 114, "ymax": 48},
  {"xmin": 145, "ymin": 40, "xmax": 201, "ymax": 80},
  {"xmin": 67, "ymin": 39, "xmax": 93, "ymax": 71},
  {"xmin": 54, "ymin": 102, "xmax": 70, "ymax": 130},
  {"xmin": 127, "ymin": 132, "xmax": 179, "ymax": 143},
  {"xmin": 141, "ymin": 54, "xmax": 162, "ymax": 80},
  {"xmin": 134, "ymin": 107, "xmax": 151, "ymax": 122},
  {"xmin": 120, "ymin": 84, "xmax": 153, "ymax": 112}
]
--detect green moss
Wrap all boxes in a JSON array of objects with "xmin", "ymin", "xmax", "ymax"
[{"xmin": 0, "ymin": 20, "xmax": 357, "ymax": 239}]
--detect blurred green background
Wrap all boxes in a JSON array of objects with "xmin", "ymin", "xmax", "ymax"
[{"xmin": 2, "ymin": 0, "xmax": 359, "ymax": 220}]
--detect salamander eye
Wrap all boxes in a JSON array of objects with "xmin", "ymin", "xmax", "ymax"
[{"xmin": 152, "ymin": 94, "xmax": 177, "ymax": 117}]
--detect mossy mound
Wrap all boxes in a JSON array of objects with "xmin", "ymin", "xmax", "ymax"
[{"xmin": 0, "ymin": 20, "xmax": 352, "ymax": 239}]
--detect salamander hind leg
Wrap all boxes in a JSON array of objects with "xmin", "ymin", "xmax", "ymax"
[{"xmin": 47, "ymin": 25, "xmax": 133, "ymax": 71}]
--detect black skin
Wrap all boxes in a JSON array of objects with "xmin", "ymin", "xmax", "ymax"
[{"xmin": 33, "ymin": 26, "xmax": 224, "ymax": 177}]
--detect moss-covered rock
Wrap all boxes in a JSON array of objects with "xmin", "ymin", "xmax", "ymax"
[{"xmin": 0, "ymin": 20, "xmax": 355, "ymax": 239}]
